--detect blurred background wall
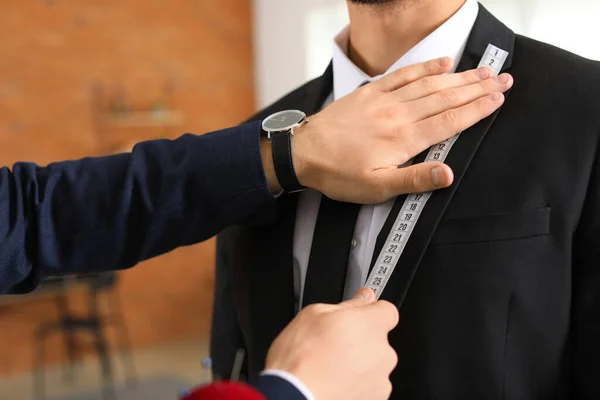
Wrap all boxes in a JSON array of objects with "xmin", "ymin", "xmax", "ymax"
[{"xmin": 0, "ymin": 1, "xmax": 254, "ymax": 399}]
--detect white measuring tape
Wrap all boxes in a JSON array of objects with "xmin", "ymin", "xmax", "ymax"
[{"xmin": 364, "ymin": 44, "xmax": 510, "ymax": 299}]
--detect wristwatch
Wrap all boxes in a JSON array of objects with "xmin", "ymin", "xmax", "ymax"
[{"xmin": 261, "ymin": 109, "xmax": 308, "ymax": 193}]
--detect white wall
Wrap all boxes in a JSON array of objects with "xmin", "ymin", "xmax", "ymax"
[
  {"xmin": 252, "ymin": 0, "xmax": 599, "ymax": 109},
  {"xmin": 251, "ymin": 0, "xmax": 347, "ymax": 109}
]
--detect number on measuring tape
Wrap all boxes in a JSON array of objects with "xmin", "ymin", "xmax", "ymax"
[
  {"xmin": 480, "ymin": 45, "xmax": 509, "ymax": 70},
  {"xmin": 364, "ymin": 44, "xmax": 509, "ymax": 299}
]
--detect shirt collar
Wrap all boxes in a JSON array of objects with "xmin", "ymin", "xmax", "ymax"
[{"xmin": 332, "ymin": 0, "xmax": 479, "ymax": 101}]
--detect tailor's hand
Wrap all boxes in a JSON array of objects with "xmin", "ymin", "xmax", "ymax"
[
  {"xmin": 265, "ymin": 288, "xmax": 399, "ymax": 400},
  {"xmin": 261, "ymin": 57, "xmax": 513, "ymax": 203}
]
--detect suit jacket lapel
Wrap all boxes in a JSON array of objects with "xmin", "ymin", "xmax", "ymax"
[
  {"xmin": 247, "ymin": 64, "xmax": 334, "ymax": 362},
  {"xmin": 374, "ymin": 5, "xmax": 516, "ymax": 306}
]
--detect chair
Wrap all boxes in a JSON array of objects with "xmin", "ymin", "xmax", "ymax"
[{"xmin": 32, "ymin": 272, "xmax": 137, "ymax": 400}]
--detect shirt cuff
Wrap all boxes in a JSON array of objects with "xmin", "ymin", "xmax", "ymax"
[{"xmin": 260, "ymin": 369, "xmax": 316, "ymax": 400}]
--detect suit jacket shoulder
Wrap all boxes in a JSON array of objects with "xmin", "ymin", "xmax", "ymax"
[
  {"xmin": 243, "ymin": 68, "xmax": 333, "ymax": 124},
  {"xmin": 513, "ymin": 34, "xmax": 600, "ymax": 112}
]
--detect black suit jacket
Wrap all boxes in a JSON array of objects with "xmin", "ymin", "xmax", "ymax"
[{"xmin": 211, "ymin": 5, "xmax": 600, "ymax": 399}]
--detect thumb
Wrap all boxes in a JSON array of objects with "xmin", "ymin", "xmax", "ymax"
[
  {"xmin": 336, "ymin": 288, "xmax": 376, "ymax": 309},
  {"xmin": 383, "ymin": 162, "xmax": 454, "ymax": 195}
]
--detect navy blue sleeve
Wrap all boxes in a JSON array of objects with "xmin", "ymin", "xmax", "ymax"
[
  {"xmin": 0, "ymin": 121, "xmax": 275, "ymax": 294},
  {"xmin": 251, "ymin": 375, "xmax": 307, "ymax": 400}
]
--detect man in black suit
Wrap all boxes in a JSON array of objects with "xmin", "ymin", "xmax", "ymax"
[
  {"xmin": 212, "ymin": 0, "xmax": 600, "ymax": 398},
  {"xmin": 1, "ymin": 57, "xmax": 509, "ymax": 400}
]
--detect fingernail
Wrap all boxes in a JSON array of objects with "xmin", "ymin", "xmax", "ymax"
[
  {"xmin": 431, "ymin": 166, "xmax": 441, "ymax": 187},
  {"xmin": 477, "ymin": 67, "xmax": 490, "ymax": 79},
  {"xmin": 354, "ymin": 288, "xmax": 372, "ymax": 300},
  {"xmin": 438, "ymin": 57, "xmax": 451, "ymax": 67},
  {"xmin": 495, "ymin": 74, "xmax": 509, "ymax": 83},
  {"xmin": 490, "ymin": 92, "xmax": 503, "ymax": 101},
  {"xmin": 357, "ymin": 292, "xmax": 370, "ymax": 300}
]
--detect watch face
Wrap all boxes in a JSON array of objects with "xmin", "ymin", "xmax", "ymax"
[{"xmin": 262, "ymin": 110, "xmax": 305, "ymax": 132}]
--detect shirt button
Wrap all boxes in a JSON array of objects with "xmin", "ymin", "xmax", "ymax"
[{"xmin": 351, "ymin": 238, "xmax": 358, "ymax": 248}]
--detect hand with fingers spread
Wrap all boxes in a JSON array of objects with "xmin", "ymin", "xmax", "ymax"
[
  {"xmin": 264, "ymin": 288, "xmax": 399, "ymax": 400},
  {"xmin": 279, "ymin": 56, "xmax": 513, "ymax": 204}
]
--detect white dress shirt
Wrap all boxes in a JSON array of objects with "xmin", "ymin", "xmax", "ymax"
[{"xmin": 293, "ymin": 0, "xmax": 480, "ymax": 308}]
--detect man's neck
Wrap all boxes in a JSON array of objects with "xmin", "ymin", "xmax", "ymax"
[{"xmin": 347, "ymin": 0, "xmax": 467, "ymax": 76}]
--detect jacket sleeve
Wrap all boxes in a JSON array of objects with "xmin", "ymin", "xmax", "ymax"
[
  {"xmin": 572, "ymin": 138, "xmax": 600, "ymax": 397},
  {"xmin": 180, "ymin": 380, "xmax": 266, "ymax": 400},
  {"xmin": 180, "ymin": 377, "xmax": 308, "ymax": 400},
  {"xmin": 251, "ymin": 374, "xmax": 310, "ymax": 400},
  {"xmin": 0, "ymin": 121, "xmax": 276, "ymax": 294}
]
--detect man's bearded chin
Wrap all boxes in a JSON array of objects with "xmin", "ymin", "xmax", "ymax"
[
  {"xmin": 348, "ymin": 0, "xmax": 399, "ymax": 4},
  {"xmin": 347, "ymin": 0, "xmax": 423, "ymax": 10}
]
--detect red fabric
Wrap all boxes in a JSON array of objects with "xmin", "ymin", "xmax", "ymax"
[{"xmin": 181, "ymin": 381, "xmax": 267, "ymax": 400}]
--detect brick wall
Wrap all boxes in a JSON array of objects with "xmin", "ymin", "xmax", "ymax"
[{"xmin": 0, "ymin": 0, "xmax": 255, "ymax": 377}]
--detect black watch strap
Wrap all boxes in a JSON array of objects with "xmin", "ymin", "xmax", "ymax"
[{"xmin": 271, "ymin": 133, "xmax": 305, "ymax": 193}]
